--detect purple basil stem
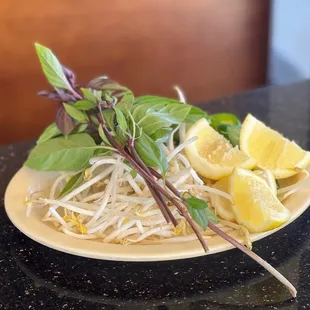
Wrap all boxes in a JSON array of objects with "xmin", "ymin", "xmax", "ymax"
[
  {"xmin": 88, "ymin": 76, "xmax": 117, "ymax": 90},
  {"xmin": 55, "ymin": 104, "xmax": 75, "ymax": 136},
  {"xmin": 37, "ymin": 90, "xmax": 60, "ymax": 101},
  {"xmin": 55, "ymin": 88, "xmax": 77, "ymax": 102},
  {"xmin": 62, "ymin": 66, "xmax": 76, "ymax": 87}
]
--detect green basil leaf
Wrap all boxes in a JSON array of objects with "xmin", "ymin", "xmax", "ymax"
[
  {"xmin": 37, "ymin": 123, "xmax": 61, "ymax": 144},
  {"xmin": 185, "ymin": 106, "xmax": 209, "ymax": 123},
  {"xmin": 24, "ymin": 133, "xmax": 97, "ymax": 171},
  {"xmin": 217, "ymin": 124, "xmax": 241, "ymax": 147},
  {"xmin": 114, "ymin": 107, "xmax": 127, "ymax": 133},
  {"xmin": 134, "ymin": 96, "xmax": 182, "ymax": 105},
  {"xmin": 120, "ymin": 91, "xmax": 134, "ymax": 104},
  {"xmin": 130, "ymin": 169, "xmax": 138, "ymax": 179},
  {"xmin": 185, "ymin": 196, "xmax": 208, "ymax": 209},
  {"xmin": 115, "ymin": 127, "xmax": 127, "ymax": 147},
  {"xmin": 90, "ymin": 115, "xmax": 100, "ymax": 126},
  {"xmin": 150, "ymin": 128, "xmax": 172, "ymax": 142},
  {"xmin": 81, "ymin": 88, "xmax": 97, "ymax": 103},
  {"xmin": 63, "ymin": 103, "xmax": 88, "ymax": 122},
  {"xmin": 99, "ymin": 83, "xmax": 128, "ymax": 91},
  {"xmin": 74, "ymin": 100, "xmax": 97, "ymax": 110},
  {"xmin": 135, "ymin": 132, "xmax": 168, "ymax": 174},
  {"xmin": 117, "ymin": 91, "xmax": 134, "ymax": 112},
  {"xmin": 205, "ymin": 207, "xmax": 219, "ymax": 224},
  {"xmin": 226, "ymin": 124, "xmax": 241, "ymax": 147},
  {"xmin": 94, "ymin": 148, "xmax": 111, "ymax": 156},
  {"xmin": 34, "ymin": 43, "xmax": 71, "ymax": 90},
  {"xmin": 132, "ymin": 101, "xmax": 191, "ymax": 136},
  {"xmin": 76, "ymin": 123, "xmax": 88, "ymax": 133},
  {"xmin": 98, "ymin": 125, "xmax": 111, "ymax": 146},
  {"xmin": 185, "ymin": 195, "xmax": 218, "ymax": 229},
  {"xmin": 103, "ymin": 109, "xmax": 116, "ymax": 131},
  {"xmin": 134, "ymin": 96, "xmax": 208, "ymax": 125},
  {"xmin": 58, "ymin": 171, "xmax": 84, "ymax": 198},
  {"xmin": 210, "ymin": 113, "xmax": 240, "ymax": 130},
  {"xmin": 186, "ymin": 205, "xmax": 209, "ymax": 230}
]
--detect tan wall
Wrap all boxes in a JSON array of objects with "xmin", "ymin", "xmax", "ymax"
[{"xmin": 0, "ymin": 0, "xmax": 270, "ymax": 143}]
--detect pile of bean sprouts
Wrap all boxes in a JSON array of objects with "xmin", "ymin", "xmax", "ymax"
[
  {"xmin": 25, "ymin": 88, "xmax": 306, "ymax": 247},
  {"xmin": 25, "ymin": 127, "xmax": 257, "ymax": 247}
]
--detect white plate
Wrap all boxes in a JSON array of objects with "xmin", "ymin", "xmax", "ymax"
[{"xmin": 4, "ymin": 167, "xmax": 310, "ymax": 261}]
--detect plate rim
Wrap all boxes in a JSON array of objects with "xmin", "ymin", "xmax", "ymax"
[{"xmin": 4, "ymin": 167, "xmax": 310, "ymax": 261}]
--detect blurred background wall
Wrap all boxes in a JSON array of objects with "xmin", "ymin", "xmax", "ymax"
[
  {"xmin": 0, "ymin": 0, "xmax": 270, "ymax": 144},
  {"xmin": 269, "ymin": 0, "xmax": 310, "ymax": 84}
]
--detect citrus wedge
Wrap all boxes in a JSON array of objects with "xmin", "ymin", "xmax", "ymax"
[
  {"xmin": 210, "ymin": 177, "xmax": 234, "ymax": 221},
  {"xmin": 210, "ymin": 170, "xmax": 276, "ymax": 221},
  {"xmin": 230, "ymin": 168, "xmax": 291, "ymax": 232},
  {"xmin": 240, "ymin": 114, "xmax": 310, "ymax": 179},
  {"xmin": 253, "ymin": 169, "xmax": 277, "ymax": 195},
  {"xmin": 184, "ymin": 119, "xmax": 256, "ymax": 180}
]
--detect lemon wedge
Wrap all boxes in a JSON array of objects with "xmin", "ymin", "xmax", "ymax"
[
  {"xmin": 210, "ymin": 170, "xmax": 276, "ymax": 221},
  {"xmin": 230, "ymin": 167, "xmax": 291, "ymax": 232},
  {"xmin": 184, "ymin": 119, "xmax": 256, "ymax": 180},
  {"xmin": 253, "ymin": 169, "xmax": 277, "ymax": 195},
  {"xmin": 210, "ymin": 177, "xmax": 234, "ymax": 221},
  {"xmin": 240, "ymin": 114, "xmax": 310, "ymax": 179}
]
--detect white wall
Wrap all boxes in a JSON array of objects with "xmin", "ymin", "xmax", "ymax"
[
  {"xmin": 268, "ymin": 1, "xmax": 310, "ymax": 144},
  {"xmin": 269, "ymin": 0, "xmax": 310, "ymax": 84}
]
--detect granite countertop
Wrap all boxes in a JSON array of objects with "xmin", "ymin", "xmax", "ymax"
[{"xmin": 0, "ymin": 82, "xmax": 309, "ymax": 310}]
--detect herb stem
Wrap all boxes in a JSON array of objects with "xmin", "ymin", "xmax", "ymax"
[
  {"xmin": 150, "ymin": 167, "xmax": 297, "ymax": 298},
  {"xmin": 149, "ymin": 168, "xmax": 180, "ymax": 197},
  {"xmin": 70, "ymin": 87, "xmax": 83, "ymax": 100},
  {"xmin": 97, "ymin": 117, "xmax": 208, "ymax": 251},
  {"xmin": 208, "ymin": 222, "xmax": 297, "ymax": 298},
  {"xmin": 128, "ymin": 140, "xmax": 177, "ymax": 226}
]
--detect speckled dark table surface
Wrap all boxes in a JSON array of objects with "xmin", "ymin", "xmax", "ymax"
[{"xmin": 0, "ymin": 82, "xmax": 310, "ymax": 310}]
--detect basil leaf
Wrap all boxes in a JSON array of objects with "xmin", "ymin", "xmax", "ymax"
[
  {"xmin": 134, "ymin": 96, "xmax": 182, "ymax": 105},
  {"xmin": 210, "ymin": 113, "xmax": 240, "ymax": 130},
  {"xmin": 81, "ymin": 88, "xmax": 97, "ymax": 103},
  {"xmin": 63, "ymin": 103, "xmax": 88, "ymax": 122},
  {"xmin": 37, "ymin": 123, "xmax": 61, "ymax": 144},
  {"xmin": 119, "ymin": 91, "xmax": 134, "ymax": 104},
  {"xmin": 58, "ymin": 171, "xmax": 84, "ymax": 198},
  {"xmin": 114, "ymin": 107, "xmax": 127, "ymax": 133},
  {"xmin": 74, "ymin": 100, "xmax": 96, "ymax": 110},
  {"xmin": 90, "ymin": 115, "xmax": 100, "ymax": 126},
  {"xmin": 94, "ymin": 148, "xmax": 111, "ymax": 156},
  {"xmin": 185, "ymin": 195, "xmax": 218, "ymax": 229},
  {"xmin": 185, "ymin": 196, "xmax": 208, "ymax": 209},
  {"xmin": 205, "ymin": 207, "xmax": 219, "ymax": 224},
  {"xmin": 103, "ymin": 109, "xmax": 116, "ymax": 131},
  {"xmin": 117, "ymin": 91, "xmax": 134, "ymax": 113},
  {"xmin": 34, "ymin": 43, "xmax": 71, "ymax": 90},
  {"xmin": 55, "ymin": 104, "xmax": 75, "ymax": 136},
  {"xmin": 98, "ymin": 125, "xmax": 111, "ymax": 146},
  {"xmin": 94, "ymin": 148, "xmax": 112, "ymax": 156},
  {"xmin": 135, "ymin": 132, "xmax": 168, "ymax": 174},
  {"xmin": 100, "ymin": 83, "xmax": 128, "ymax": 91},
  {"xmin": 186, "ymin": 205, "xmax": 209, "ymax": 230},
  {"xmin": 24, "ymin": 133, "xmax": 97, "ymax": 171},
  {"xmin": 226, "ymin": 124, "xmax": 241, "ymax": 147},
  {"xmin": 150, "ymin": 128, "xmax": 172, "ymax": 142},
  {"xmin": 134, "ymin": 96, "xmax": 208, "ymax": 126},
  {"xmin": 185, "ymin": 106, "xmax": 209, "ymax": 123},
  {"xmin": 132, "ymin": 102, "xmax": 191, "ymax": 136},
  {"xmin": 130, "ymin": 169, "xmax": 138, "ymax": 179},
  {"xmin": 76, "ymin": 123, "xmax": 88, "ymax": 133},
  {"xmin": 115, "ymin": 127, "xmax": 127, "ymax": 147},
  {"xmin": 217, "ymin": 124, "xmax": 241, "ymax": 147}
]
